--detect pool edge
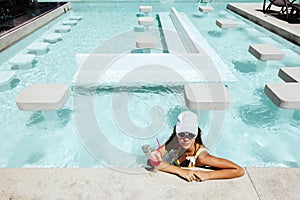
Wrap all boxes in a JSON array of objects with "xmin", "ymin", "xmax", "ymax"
[{"xmin": 0, "ymin": 3, "xmax": 72, "ymax": 52}]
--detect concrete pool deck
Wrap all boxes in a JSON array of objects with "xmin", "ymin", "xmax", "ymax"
[
  {"xmin": 227, "ymin": 3, "xmax": 300, "ymax": 46},
  {"xmin": 0, "ymin": 167, "xmax": 299, "ymax": 199}
]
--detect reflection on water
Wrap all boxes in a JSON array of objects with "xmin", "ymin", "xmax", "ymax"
[{"xmin": 239, "ymin": 89, "xmax": 279, "ymax": 128}]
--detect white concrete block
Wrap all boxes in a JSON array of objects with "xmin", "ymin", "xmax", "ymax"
[
  {"xmin": 0, "ymin": 71, "xmax": 16, "ymax": 86},
  {"xmin": 16, "ymin": 84, "xmax": 70, "ymax": 111},
  {"xmin": 138, "ymin": 17, "xmax": 154, "ymax": 26},
  {"xmin": 136, "ymin": 34, "xmax": 157, "ymax": 49},
  {"xmin": 62, "ymin": 20, "xmax": 77, "ymax": 25},
  {"xmin": 264, "ymin": 83, "xmax": 300, "ymax": 109},
  {"xmin": 139, "ymin": 6, "xmax": 152, "ymax": 13},
  {"xmin": 198, "ymin": 6, "xmax": 214, "ymax": 13},
  {"xmin": 278, "ymin": 67, "xmax": 300, "ymax": 82},
  {"xmin": 27, "ymin": 42, "xmax": 50, "ymax": 55},
  {"xmin": 216, "ymin": 19, "xmax": 237, "ymax": 29},
  {"xmin": 248, "ymin": 44, "xmax": 285, "ymax": 61},
  {"xmin": 9, "ymin": 54, "xmax": 35, "ymax": 66},
  {"xmin": 43, "ymin": 33, "xmax": 62, "ymax": 43},
  {"xmin": 55, "ymin": 25, "xmax": 71, "ymax": 33},
  {"xmin": 184, "ymin": 83, "xmax": 231, "ymax": 110}
]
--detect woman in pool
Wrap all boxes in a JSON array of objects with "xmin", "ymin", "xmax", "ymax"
[{"xmin": 149, "ymin": 111, "xmax": 244, "ymax": 182}]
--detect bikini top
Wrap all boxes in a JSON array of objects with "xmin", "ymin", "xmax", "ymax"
[{"xmin": 174, "ymin": 147, "xmax": 208, "ymax": 168}]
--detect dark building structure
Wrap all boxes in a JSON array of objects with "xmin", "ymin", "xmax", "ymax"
[{"xmin": 0, "ymin": 0, "xmax": 65, "ymax": 34}]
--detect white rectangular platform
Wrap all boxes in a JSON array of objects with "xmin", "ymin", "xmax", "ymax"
[
  {"xmin": 73, "ymin": 53, "xmax": 236, "ymax": 86},
  {"xmin": 138, "ymin": 17, "xmax": 154, "ymax": 26},
  {"xmin": 198, "ymin": 6, "xmax": 214, "ymax": 13},
  {"xmin": 216, "ymin": 19, "xmax": 237, "ymax": 29},
  {"xmin": 248, "ymin": 44, "xmax": 284, "ymax": 61},
  {"xmin": 139, "ymin": 6, "xmax": 152, "ymax": 13},
  {"xmin": 278, "ymin": 67, "xmax": 300, "ymax": 82},
  {"xmin": 264, "ymin": 83, "xmax": 300, "ymax": 109},
  {"xmin": 184, "ymin": 83, "xmax": 231, "ymax": 110},
  {"xmin": 136, "ymin": 34, "xmax": 157, "ymax": 48},
  {"xmin": 16, "ymin": 84, "xmax": 70, "ymax": 111}
]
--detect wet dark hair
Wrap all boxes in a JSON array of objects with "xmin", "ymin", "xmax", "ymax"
[{"xmin": 165, "ymin": 126, "xmax": 203, "ymax": 151}]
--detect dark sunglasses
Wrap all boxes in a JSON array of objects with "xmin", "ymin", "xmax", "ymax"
[{"xmin": 176, "ymin": 132, "xmax": 197, "ymax": 139}]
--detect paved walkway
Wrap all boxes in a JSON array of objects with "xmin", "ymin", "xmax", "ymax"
[
  {"xmin": 227, "ymin": 3, "xmax": 300, "ymax": 46},
  {"xmin": 0, "ymin": 167, "xmax": 299, "ymax": 199}
]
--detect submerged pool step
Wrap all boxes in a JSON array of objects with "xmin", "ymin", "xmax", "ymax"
[
  {"xmin": 43, "ymin": 33, "xmax": 62, "ymax": 43},
  {"xmin": 0, "ymin": 71, "xmax": 16, "ymax": 87},
  {"xmin": 62, "ymin": 20, "xmax": 78, "ymax": 25},
  {"xmin": 69, "ymin": 15, "xmax": 82, "ymax": 20},
  {"xmin": 55, "ymin": 25, "xmax": 71, "ymax": 33},
  {"xmin": 9, "ymin": 54, "xmax": 36, "ymax": 68},
  {"xmin": 27, "ymin": 42, "xmax": 50, "ymax": 55}
]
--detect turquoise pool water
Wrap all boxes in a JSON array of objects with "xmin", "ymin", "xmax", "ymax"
[{"xmin": 0, "ymin": 1, "xmax": 299, "ymax": 168}]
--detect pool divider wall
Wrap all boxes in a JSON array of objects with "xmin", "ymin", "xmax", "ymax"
[
  {"xmin": 169, "ymin": 7, "xmax": 203, "ymax": 54},
  {"xmin": 0, "ymin": 3, "xmax": 72, "ymax": 52},
  {"xmin": 168, "ymin": 7, "xmax": 236, "ymax": 82}
]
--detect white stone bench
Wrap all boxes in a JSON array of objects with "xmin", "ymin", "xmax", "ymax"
[
  {"xmin": 9, "ymin": 54, "xmax": 35, "ymax": 67},
  {"xmin": 55, "ymin": 25, "xmax": 71, "ymax": 33},
  {"xmin": 264, "ymin": 83, "xmax": 300, "ymax": 109},
  {"xmin": 248, "ymin": 44, "xmax": 285, "ymax": 61},
  {"xmin": 43, "ymin": 33, "xmax": 62, "ymax": 43},
  {"xmin": 69, "ymin": 15, "xmax": 82, "ymax": 20},
  {"xmin": 27, "ymin": 42, "xmax": 50, "ymax": 55},
  {"xmin": 16, "ymin": 84, "xmax": 70, "ymax": 111},
  {"xmin": 184, "ymin": 83, "xmax": 231, "ymax": 110},
  {"xmin": 138, "ymin": 17, "xmax": 154, "ymax": 26},
  {"xmin": 62, "ymin": 20, "xmax": 77, "ymax": 25},
  {"xmin": 278, "ymin": 67, "xmax": 300, "ymax": 82},
  {"xmin": 0, "ymin": 71, "xmax": 16, "ymax": 86},
  {"xmin": 216, "ymin": 19, "xmax": 237, "ymax": 29},
  {"xmin": 139, "ymin": 6, "xmax": 152, "ymax": 13},
  {"xmin": 136, "ymin": 34, "xmax": 157, "ymax": 49},
  {"xmin": 198, "ymin": 6, "xmax": 214, "ymax": 13}
]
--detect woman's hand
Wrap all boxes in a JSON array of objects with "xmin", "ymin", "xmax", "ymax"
[
  {"xmin": 178, "ymin": 169, "xmax": 202, "ymax": 182},
  {"xmin": 149, "ymin": 150, "xmax": 162, "ymax": 167}
]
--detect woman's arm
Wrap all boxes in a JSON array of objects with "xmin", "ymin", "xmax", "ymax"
[
  {"xmin": 195, "ymin": 153, "xmax": 245, "ymax": 180},
  {"xmin": 150, "ymin": 144, "xmax": 201, "ymax": 182},
  {"xmin": 156, "ymin": 161, "xmax": 201, "ymax": 182}
]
